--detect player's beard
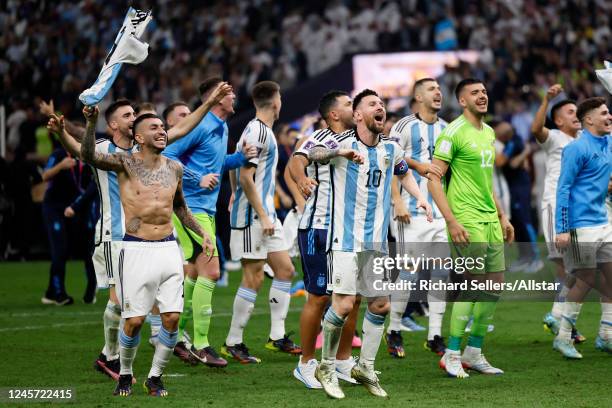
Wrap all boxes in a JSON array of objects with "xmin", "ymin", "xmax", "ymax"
[
  {"xmin": 467, "ymin": 102, "xmax": 487, "ymax": 119},
  {"xmin": 365, "ymin": 116, "xmax": 384, "ymax": 134}
]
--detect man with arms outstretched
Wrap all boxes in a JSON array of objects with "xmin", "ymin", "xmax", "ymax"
[{"xmin": 81, "ymin": 106, "xmax": 214, "ymax": 397}]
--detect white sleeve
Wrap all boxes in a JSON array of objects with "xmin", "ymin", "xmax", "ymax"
[{"xmin": 243, "ymin": 122, "xmax": 266, "ymax": 166}]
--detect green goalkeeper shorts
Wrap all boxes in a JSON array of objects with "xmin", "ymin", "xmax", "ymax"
[
  {"xmin": 449, "ymin": 220, "xmax": 505, "ymax": 275},
  {"xmin": 173, "ymin": 212, "xmax": 218, "ymax": 261}
]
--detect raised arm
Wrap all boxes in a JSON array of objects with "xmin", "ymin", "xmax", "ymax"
[
  {"xmin": 40, "ymin": 99, "xmax": 86, "ymax": 141},
  {"xmin": 172, "ymin": 168, "xmax": 215, "ymax": 262},
  {"xmin": 80, "ymin": 106, "xmax": 125, "ymax": 172},
  {"xmin": 532, "ymin": 84, "xmax": 562, "ymax": 144},
  {"xmin": 167, "ymin": 82, "xmax": 233, "ymax": 143},
  {"xmin": 47, "ymin": 114, "xmax": 82, "ymax": 158}
]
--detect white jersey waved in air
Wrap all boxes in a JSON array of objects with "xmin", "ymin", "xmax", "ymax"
[
  {"xmin": 538, "ymin": 128, "xmax": 577, "ymax": 204},
  {"xmin": 231, "ymin": 118, "xmax": 278, "ymax": 229},
  {"xmin": 389, "ymin": 113, "xmax": 446, "ymax": 219},
  {"xmin": 92, "ymin": 139, "xmax": 137, "ymax": 244},
  {"xmin": 321, "ymin": 129, "xmax": 409, "ymax": 253},
  {"xmin": 294, "ymin": 128, "xmax": 339, "ymax": 231}
]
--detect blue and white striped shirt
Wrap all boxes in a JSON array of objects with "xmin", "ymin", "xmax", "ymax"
[
  {"xmin": 230, "ymin": 119, "xmax": 278, "ymax": 229},
  {"xmin": 324, "ymin": 129, "xmax": 408, "ymax": 252},
  {"xmin": 390, "ymin": 113, "xmax": 446, "ymax": 219}
]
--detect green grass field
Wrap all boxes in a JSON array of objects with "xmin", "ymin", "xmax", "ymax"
[{"xmin": 1, "ymin": 261, "xmax": 609, "ymax": 407}]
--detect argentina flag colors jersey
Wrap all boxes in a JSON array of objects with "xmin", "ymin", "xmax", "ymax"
[
  {"xmin": 390, "ymin": 113, "xmax": 447, "ymax": 219},
  {"xmin": 293, "ymin": 128, "xmax": 339, "ymax": 230},
  {"xmin": 230, "ymin": 118, "xmax": 278, "ymax": 229},
  {"xmin": 92, "ymin": 139, "xmax": 137, "ymax": 244},
  {"xmin": 324, "ymin": 129, "xmax": 408, "ymax": 253}
]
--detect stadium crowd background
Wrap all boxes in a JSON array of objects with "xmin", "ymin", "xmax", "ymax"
[{"xmin": 1, "ymin": 0, "xmax": 611, "ymax": 264}]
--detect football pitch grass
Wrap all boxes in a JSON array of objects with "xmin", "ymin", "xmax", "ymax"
[{"xmin": 1, "ymin": 261, "xmax": 609, "ymax": 407}]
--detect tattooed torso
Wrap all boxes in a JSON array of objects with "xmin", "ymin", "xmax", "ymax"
[{"xmin": 118, "ymin": 154, "xmax": 183, "ymax": 240}]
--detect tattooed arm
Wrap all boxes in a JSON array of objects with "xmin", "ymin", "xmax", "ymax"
[
  {"xmin": 172, "ymin": 163, "xmax": 215, "ymax": 261},
  {"xmin": 308, "ymin": 146, "xmax": 365, "ymax": 164},
  {"xmin": 80, "ymin": 106, "xmax": 125, "ymax": 172}
]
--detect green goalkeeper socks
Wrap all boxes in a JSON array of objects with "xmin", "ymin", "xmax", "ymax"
[
  {"xmin": 192, "ymin": 276, "xmax": 216, "ymax": 349},
  {"xmin": 178, "ymin": 276, "xmax": 196, "ymax": 341},
  {"xmin": 470, "ymin": 293, "xmax": 500, "ymax": 339},
  {"xmin": 448, "ymin": 301, "xmax": 475, "ymax": 351}
]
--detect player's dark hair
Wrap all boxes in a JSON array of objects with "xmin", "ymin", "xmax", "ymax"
[
  {"xmin": 550, "ymin": 99, "xmax": 577, "ymax": 123},
  {"xmin": 454, "ymin": 78, "xmax": 485, "ymax": 101},
  {"xmin": 135, "ymin": 102, "xmax": 156, "ymax": 115},
  {"xmin": 353, "ymin": 89, "xmax": 379, "ymax": 111},
  {"xmin": 576, "ymin": 97, "xmax": 606, "ymax": 123},
  {"xmin": 105, "ymin": 99, "xmax": 132, "ymax": 124},
  {"xmin": 162, "ymin": 101, "xmax": 189, "ymax": 122},
  {"xmin": 133, "ymin": 113, "xmax": 162, "ymax": 135},
  {"xmin": 198, "ymin": 77, "xmax": 223, "ymax": 98},
  {"xmin": 413, "ymin": 77, "xmax": 436, "ymax": 94},
  {"xmin": 251, "ymin": 81, "xmax": 280, "ymax": 108},
  {"xmin": 318, "ymin": 90, "xmax": 349, "ymax": 119}
]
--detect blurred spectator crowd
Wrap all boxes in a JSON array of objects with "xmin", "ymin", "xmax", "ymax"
[{"xmin": 1, "ymin": 0, "xmax": 611, "ymax": 260}]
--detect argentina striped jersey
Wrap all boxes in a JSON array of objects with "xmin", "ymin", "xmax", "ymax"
[
  {"xmin": 230, "ymin": 118, "xmax": 278, "ymax": 229},
  {"xmin": 92, "ymin": 139, "xmax": 137, "ymax": 244},
  {"xmin": 324, "ymin": 129, "xmax": 408, "ymax": 252},
  {"xmin": 293, "ymin": 128, "xmax": 338, "ymax": 230},
  {"xmin": 390, "ymin": 113, "xmax": 446, "ymax": 219}
]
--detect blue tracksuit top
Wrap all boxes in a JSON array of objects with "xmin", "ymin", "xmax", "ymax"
[
  {"xmin": 163, "ymin": 111, "xmax": 246, "ymax": 215},
  {"xmin": 556, "ymin": 129, "xmax": 611, "ymax": 233}
]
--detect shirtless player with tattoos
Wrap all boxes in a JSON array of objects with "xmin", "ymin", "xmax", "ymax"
[{"xmin": 80, "ymin": 105, "xmax": 214, "ymax": 397}]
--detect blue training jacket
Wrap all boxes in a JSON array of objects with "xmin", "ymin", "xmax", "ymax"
[
  {"xmin": 556, "ymin": 129, "xmax": 612, "ymax": 233},
  {"xmin": 163, "ymin": 111, "xmax": 246, "ymax": 215}
]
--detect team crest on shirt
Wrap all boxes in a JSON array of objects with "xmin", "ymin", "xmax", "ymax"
[
  {"xmin": 384, "ymin": 154, "xmax": 390, "ymax": 166},
  {"xmin": 325, "ymin": 140, "xmax": 338, "ymax": 149}
]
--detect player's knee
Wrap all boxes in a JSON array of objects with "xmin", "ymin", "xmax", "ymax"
[
  {"xmin": 333, "ymin": 296, "xmax": 356, "ymax": 316},
  {"xmin": 204, "ymin": 269, "xmax": 221, "ymax": 281},
  {"xmin": 124, "ymin": 316, "xmax": 146, "ymax": 332},
  {"xmin": 368, "ymin": 300, "xmax": 390, "ymax": 316},
  {"xmin": 162, "ymin": 313, "xmax": 180, "ymax": 330},
  {"xmin": 274, "ymin": 263, "xmax": 295, "ymax": 281}
]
